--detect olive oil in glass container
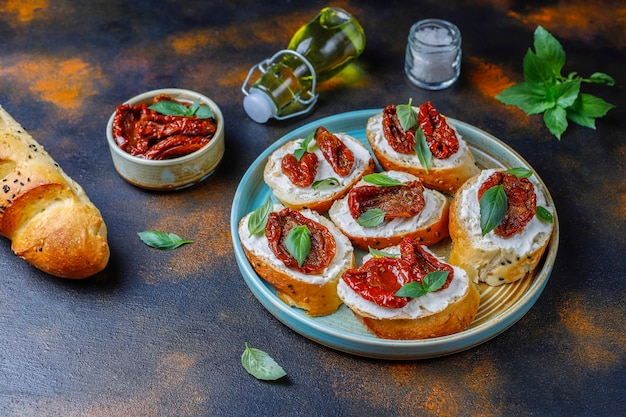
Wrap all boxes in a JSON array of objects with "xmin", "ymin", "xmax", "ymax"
[{"xmin": 242, "ymin": 7, "xmax": 366, "ymax": 123}]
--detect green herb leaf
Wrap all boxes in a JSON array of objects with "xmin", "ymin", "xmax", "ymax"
[
  {"xmin": 479, "ymin": 185, "xmax": 508, "ymax": 236},
  {"xmin": 536, "ymin": 206, "xmax": 554, "ymax": 223},
  {"xmin": 495, "ymin": 82, "xmax": 552, "ymax": 115},
  {"xmin": 138, "ymin": 230, "xmax": 194, "ymax": 249},
  {"xmin": 504, "ymin": 167, "xmax": 532, "ymax": 178},
  {"xmin": 248, "ymin": 197, "xmax": 273, "ymax": 236},
  {"xmin": 395, "ymin": 271, "xmax": 449, "ymax": 298},
  {"xmin": 543, "ymin": 105, "xmax": 568, "ymax": 140},
  {"xmin": 241, "ymin": 343, "xmax": 286, "ymax": 381},
  {"xmin": 586, "ymin": 72, "xmax": 615, "ymax": 86},
  {"xmin": 523, "ymin": 49, "xmax": 556, "ymax": 87},
  {"xmin": 148, "ymin": 99, "xmax": 214, "ymax": 119},
  {"xmin": 357, "ymin": 209, "xmax": 386, "ymax": 228},
  {"xmin": 414, "ymin": 127, "xmax": 432, "ymax": 173},
  {"xmin": 396, "ymin": 98, "xmax": 418, "ymax": 131},
  {"xmin": 363, "ymin": 173, "xmax": 405, "ymax": 187},
  {"xmin": 368, "ymin": 247, "xmax": 399, "ymax": 258},
  {"xmin": 285, "ymin": 225, "xmax": 311, "ymax": 267},
  {"xmin": 293, "ymin": 130, "xmax": 316, "ymax": 161},
  {"xmin": 532, "ymin": 26, "xmax": 566, "ymax": 76},
  {"xmin": 312, "ymin": 177, "xmax": 340, "ymax": 190}
]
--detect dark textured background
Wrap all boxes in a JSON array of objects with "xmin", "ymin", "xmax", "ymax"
[{"xmin": 1, "ymin": 1, "xmax": 624, "ymax": 416}]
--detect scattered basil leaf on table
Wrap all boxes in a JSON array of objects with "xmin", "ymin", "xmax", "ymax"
[
  {"xmin": 138, "ymin": 230, "xmax": 194, "ymax": 249},
  {"xmin": 495, "ymin": 26, "xmax": 615, "ymax": 140},
  {"xmin": 285, "ymin": 225, "xmax": 311, "ymax": 267},
  {"xmin": 248, "ymin": 197, "xmax": 273, "ymax": 236},
  {"xmin": 358, "ymin": 208, "xmax": 386, "ymax": 228},
  {"xmin": 479, "ymin": 185, "xmax": 508, "ymax": 236},
  {"xmin": 241, "ymin": 343, "xmax": 287, "ymax": 381},
  {"xmin": 363, "ymin": 173, "xmax": 405, "ymax": 187},
  {"xmin": 149, "ymin": 98, "xmax": 214, "ymax": 119},
  {"xmin": 395, "ymin": 271, "xmax": 449, "ymax": 298}
]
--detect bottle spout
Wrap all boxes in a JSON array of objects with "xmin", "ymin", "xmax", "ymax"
[{"xmin": 243, "ymin": 90, "xmax": 276, "ymax": 124}]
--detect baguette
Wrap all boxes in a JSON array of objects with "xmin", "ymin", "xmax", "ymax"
[
  {"xmin": 337, "ymin": 239, "xmax": 480, "ymax": 340},
  {"xmin": 448, "ymin": 169, "xmax": 554, "ymax": 286},
  {"xmin": 328, "ymin": 170, "xmax": 449, "ymax": 250},
  {"xmin": 0, "ymin": 105, "xmax": 110, "ymax": 279},
  {"xmin": 238, "ymin": 205, "xmax": 354, "ymax": 316},
  {"xmin": 264, "ymin": 128, "xmax": 375, "ymax": 213},
  {"xmin": 366, "ymin": 103, "xmax": 479, "ymax": 193}
]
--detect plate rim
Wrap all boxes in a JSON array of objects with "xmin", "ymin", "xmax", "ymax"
[{"xmin": 230, "ymin": 109, "xmax": 559, "ymax": 360}]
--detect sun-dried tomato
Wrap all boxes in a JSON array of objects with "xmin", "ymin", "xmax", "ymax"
[
  {"xmin": 315, "ymin": 126, "xmax": 355, "ymax": 177},
  {"xmin": 347, "ymin": 180, "xmax": 425, "ymax": 221},
  {"xmin": 400, "ymin": 237, "xmax": 453, "ymax": 290},
  {"xmin": 477, "ymin": 171, "xmax": 536, "ymax": 238},
  {"xmin": 417, "ymin": 101, "xmax": 459, "ymax": 159},
  {"xmin": 342, "ymin": 256, "xmax": 415, "ymax": 308},
  {"xmin": 281, "ymin": 152, "xmax": 318, "ymax": 187},
  {"xmin": 265, "ymin": 208, "xmax": 336, "ymax": 275},
  {"xmin": 382, "ymin": 104, "xmax": 416, "ymax": 154},
  {"xmin": 112, "ymin": 96, "xmax": 217, "ymax": 160}
]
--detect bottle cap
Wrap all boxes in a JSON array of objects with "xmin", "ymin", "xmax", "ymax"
[{"xmin": 243, "ymin": 91, "xmax": 276, "ymax": 123}]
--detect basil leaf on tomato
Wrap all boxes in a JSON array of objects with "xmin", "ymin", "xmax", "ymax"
[
  {"xmin": 480, "ymin": 185, "xmax": 508, "ymax": 236},
  {"xmin": 285, "ymin": 225, "xmax": 311, "ymax": 267},
  {"xmin": 396, "ymin": 98, "xmax": 418, "ymax": 131},
  {"xmin": 504, "ymin": 167, "xmax": 532, "ymax": 178},
  {"xmin": 363, "ymin": 173, "xmax": 404, "ymax": 187}
]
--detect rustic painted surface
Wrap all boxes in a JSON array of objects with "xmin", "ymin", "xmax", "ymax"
[{"xmin": 0, "ymin": 1, "xmax": 624, "ymax": 416}]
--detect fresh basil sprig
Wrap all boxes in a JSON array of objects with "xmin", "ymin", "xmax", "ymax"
[
  {"xmin": 536, "ymin": 206, "xmax": 554, "ymax": 223},
  {"xmin": 495, "ymin": 26, "xmax": 615, "ymax": 140},
  {"xmin": 395, "ymin": 271, "xmax": 449, "ymax": 298},
  {"xmin": 241, "ymin": 343, "xmax": 287, "ymax": 381},
  {"xmin": 149, "ymin": 98, "xmax": 214, "ymax": 119},
  {"xmin": 363, "ymin": 173, "xmax": 405, "ymax": 187},
  {"xmin": 368, "ymin": 247, "xmax": 399, "ymax": 258},
  {"xmin": 248, "ymin": 197, "xmax": 273, "ymax": 236},
  {"xmin": 138, "ymin": 230, "xmax": 193, "ymax": 249},
  {"xmin": 293, "ymin": 130, "xmax": 316, "ymax": 161},
  {"xmin": 479, "ymin": 185, "xmax": 508, "ymax": 236},
  {"xmin": 285, "ymin": 225, "xmax": 311, "ymax": 267},
  {"xmin": 357, "ymin": 209, "xmax": 386, "ymax": 228},
  {"xmin": 312, "ymin": 177, "xmax": 340, "ymax": 190}
]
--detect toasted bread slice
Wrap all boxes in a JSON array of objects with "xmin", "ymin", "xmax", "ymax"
[
  {"xmin": 328, "ymin": 170, "xmax": 449, "ymax": 250},
  {"xmin": 337, "ymin": 244, "xmax": 480, "ymax": 340},
  {"xmin": 448, "ymin": 169, "xmax": 554, "ymax": 286},
  {"xmin": 366, "ymin": 110, "xmax": 479, "ymax": 193},
  {"xmin": 238, "ymin": 206, "xmax": 355, "ymax": 316},
  {"xmin": 264, "ymin": 131, "xmax": 375, "ymax": 213}
]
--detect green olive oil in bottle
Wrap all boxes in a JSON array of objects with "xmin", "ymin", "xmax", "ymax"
[{"xmin": 242, "ymin": 7, "xmax": 366, "ymax": 123}]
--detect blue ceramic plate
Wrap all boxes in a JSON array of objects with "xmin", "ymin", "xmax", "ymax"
[{"xmin": 230, "ymin": 109, "xmax": 559, "ymax": 360}]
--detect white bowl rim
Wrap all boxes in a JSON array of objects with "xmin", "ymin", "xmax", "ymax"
[{"xmin": 105, "ymin": 88, "xmax": 224, "ymax": 167}]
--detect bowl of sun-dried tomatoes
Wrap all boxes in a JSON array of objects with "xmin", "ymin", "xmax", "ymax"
[{"xmin": 106, "ymin": 88, "xmax": 224, "ymax": 190}]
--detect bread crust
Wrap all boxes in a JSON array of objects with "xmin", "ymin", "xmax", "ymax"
[
  {"xmin": 0, "ymin": 105, "xmax": 109, "ymax": 279},
  {"xmin": 238, "ymin": 208, "xmax": 354, "ymax": 316},
  {"xmin": 448, "ymin": 170, "xmax": 553, "ymax": 286},
  {"xmin": 264, "ymin": 133, "xmax": 375, "ymax": 213},
  {"xmin": 327, "ymin": 171, "xmax": 450, "ymax": 250},
  {"xmin": 366, "ymin": 112, "xmax": 479, "ymax": 193}
]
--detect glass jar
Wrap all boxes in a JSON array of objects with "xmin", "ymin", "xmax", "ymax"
[{"xmin": 405, "ymin": 19, "xmax": 461, "ymax": 90}]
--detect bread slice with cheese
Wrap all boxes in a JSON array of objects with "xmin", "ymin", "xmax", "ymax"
[
  {"xmin": 337, "ymin": 241, "xmax": 480, "ymax": 340},
  {"xmin": 264, "ymin": 130, "xmax": 375, "ymax": 214},
  {"xmin": 238, "ymin": 205, "xmax": 354, "ymax": 316},
  {"xmin": 328, "ymin": 170, "xmax": 449, "ymax": 250},
  {"xmin": 448, "ymin": 169, "xmax": 555, "ymax": 286},
  {"xmin": 366, "ymin": 105, "xmax": 479, "ymax": 193}
]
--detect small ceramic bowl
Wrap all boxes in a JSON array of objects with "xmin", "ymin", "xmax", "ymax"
[{"xmin": 106, "ymin": 88, "xmax": 225, "ymax": 190}]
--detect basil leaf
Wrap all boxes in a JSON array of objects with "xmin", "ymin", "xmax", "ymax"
[
  {"xmin": 523, "ymin": 49, "xmax": 556, "ymax": 87},
  {"xmin": 149, "ymin": 100, "xmax": 190, "ymax": 116},
  {"xmin": 357, "ymin": 209, "xmax": 386, "ymax": 228},
  {"xmin": 536, "ymin": 206, "xmax": 554, "ymax": 223},
  {"xmin": 394, "ymin": 281, "xmax": 427, "ymax": 298},
  {"xmin": 285, "ymin": 225, "xmax": 311, "ymax": 267},
  {"xmin": 396, "ymin": 98, "xmax": 418, "ymax": 131},
  {"xmin": 553, "ymin": 78, "xmax": 581, "ymax": 108},
  {"xmin": 194, "ymin": 104, "xmax": 215, "ymax": 119},
  {"xmin": 496, "ymin": 82, "xmax": 551, "ymax": 115},
  {"xmin": 312, "ymin": 177, "xmax": 340, "ymax": 190},
  {"xmin": 533, "ymin": 26, "xmax": 566, "ymax": 76},
  {"xmin": 368, "ymin": 247, "xmax": 399, "ymax": 258},
  {"xmin": 241, "ymin": 343, "xmax": 286, "ymax": 381},
  {"xmin": 570, "ymin": 93, "xmax": 615, "ymax": 118},
  {"xmin": 138, "ymin": 230, "xmax": 193, "ymax": 249},
  {"xmin": 543, "ymin": 105, "xmax": 568, "ymax": 140},
  {"xmin": 479, "ymin": 185, "xmax": 508, "ymax": 236},
  {"xmin": 293, "ymin": 130, "xmax": 315, "ymax": 161},
  {"xmin": 248, "ymin": 197, "xmax": 273, "ymax": 236},
  {"xmin": 422, "ymin": 271, "xmax": 449, "ymax": 292},
  {"xmin": 414, "ymin": 127, "xmax": 432, "ymax": 173},
  {"xmin": 587, "ymin": 72, "xmax": 615, "ymax": 86},
  {"xmin": 504, "ymin": 167, "xmax": 532, "ymax": 178},
  {"xmin": 363, "ymin": 173, "xmax": 404, "ymax": 187}
]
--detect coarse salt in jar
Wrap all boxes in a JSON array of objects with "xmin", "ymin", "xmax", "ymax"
[{"xmin": 405, "ymin": 19, "xmax": 461, "ymax": 90}]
